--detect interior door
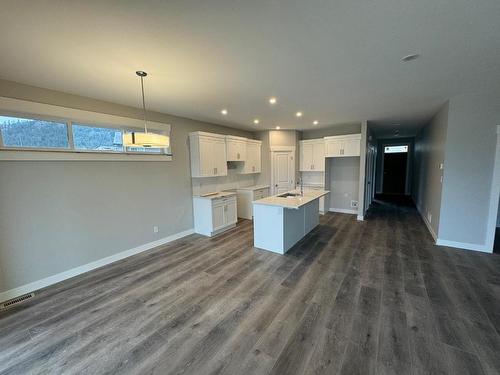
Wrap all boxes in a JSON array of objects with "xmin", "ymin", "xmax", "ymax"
[{"xmin": 272, "ymin": 151, "xmax": 294, "ymax": 194}]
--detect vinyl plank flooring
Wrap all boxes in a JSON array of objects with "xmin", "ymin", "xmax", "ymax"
[{"xmin": 2, "ymin": 200, "xmax": 500, "ymax": 375}]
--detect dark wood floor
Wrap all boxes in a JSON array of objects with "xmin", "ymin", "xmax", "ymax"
[{"xmin": 1, "ymin": 201, "xmax": 500, "ymax": 375}]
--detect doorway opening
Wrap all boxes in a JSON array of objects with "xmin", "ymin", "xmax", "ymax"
[{"xmin": 382, "ymin": 144, "xmax": 409, "ymax": 195}]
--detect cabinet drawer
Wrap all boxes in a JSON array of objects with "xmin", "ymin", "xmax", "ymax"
[{"xmin": 212, "ymin": 196, "xmax": 236, "ymax": 207}]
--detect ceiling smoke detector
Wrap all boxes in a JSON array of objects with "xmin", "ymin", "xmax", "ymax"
[{"xmin": 401, "ymin": 54, "xmax": 420, "ymax": 62}]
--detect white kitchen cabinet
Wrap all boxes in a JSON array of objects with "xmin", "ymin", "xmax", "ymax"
[
  {"xmin": 193, "ymin": 194, "xmax": 237, "ymax": 236},
  {"xmin": 324, "ymin": 134, "xmax": 361, "ymax": 158},
  {"xmin": 299, "ymin": 139, "xmax": 325, "ymax": 171},
  {"xmin": 236, "ymin": 186, "xmax": 270, "ymax": 219},
  {"xmin": 189, "ymin": 132, "xmax": 228, "ymax": 177},
  {"xmin": 239, "ymin": 139, "xmax": 262, "ymax": 174},
  {"xmin": 226, "ymin": 135, "xmax": 247, "ymax": 161}
]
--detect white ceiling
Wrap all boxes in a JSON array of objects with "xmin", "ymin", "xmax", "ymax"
[{"xmin": 1, "ymin": 0, "xmax": 499, "ymax": 132}]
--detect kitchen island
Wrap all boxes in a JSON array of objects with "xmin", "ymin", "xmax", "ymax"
[{"xmin": 252, "ymin": 190, "xmax": 329, "ymax": 254}]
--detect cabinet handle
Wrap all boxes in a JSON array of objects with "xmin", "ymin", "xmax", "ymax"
[
  {"xmin": 252, "ymin": 166, "xmax": 255, "ymax": 172},
  {"xmin": 214, "ymin": 167, "xmax": 217, "ymax": 175},
  {"xmin": 237, "ymin": 152, "xmax": 240, "ymax": 159}
]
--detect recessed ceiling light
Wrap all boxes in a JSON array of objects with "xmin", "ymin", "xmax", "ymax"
[
  {"xmin": 313, "ymin": 120, "xmax": 319, "ymax": 125},
  {"xmin": 275, "ymin": 126, "xmax": 280, "ymax": 130},
  {"xmin": 401, "ymin": 54, "xmax": 420, "ymax": 62},
  {"xmin": 296, "ymin": 111, "xmax": 303, "ymax": 118},
  {"xmin": 269, "ymin": 97, "xmax": 277, "ymax": 105},
  {"xmin": 253, "ymin": 119, "xmax": 260, "ymax": 124},
  {"xmin": 221, "ymin": 109, "xmax": 228, "ymax": 115}
]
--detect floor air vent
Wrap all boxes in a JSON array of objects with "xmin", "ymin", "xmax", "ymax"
[{"xmin": 1, "ymin": 293, "xmax": 35, "ymax": 311}]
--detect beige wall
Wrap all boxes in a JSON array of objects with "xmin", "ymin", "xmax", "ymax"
[{"xmin": 0, "ymin": 80, "xmax": 253, "ymax": 294}]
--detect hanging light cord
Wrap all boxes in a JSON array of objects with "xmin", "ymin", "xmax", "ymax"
[{"xmin": 139, "ymin": 74, "xmax": 148, "ymax": 133}]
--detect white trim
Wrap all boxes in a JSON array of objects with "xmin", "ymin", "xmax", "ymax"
[
  {"xmin": 415, "ymin": 202, "xmax": 438, "ymax": 242},
  {"xmin": 0, "ymin": 150, "xmax": 172, "ymax": 162},
  {"xmin": 357, "ymin": 215, "xmax": 364, "ymax": 221},
  {"xmin": 436, "ymin": 239, "xmax": 490, "ymax": 253},
  {"xmin": 270, "ymin": 145, "xmax": 296, "ymax": 152},
  {"xmin": 483, "ymin": 124, "xmax": 500, "ymax": 253},
  {"xmin": 0, "ymin": 228, "xmax": 194, "ymax": 303},
  {"xmin": 329, "ymin": 208, "xmax": 358, "ymax": 215}
]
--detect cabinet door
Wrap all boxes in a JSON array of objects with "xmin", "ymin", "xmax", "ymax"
[
  {"xmin": 213, "ymin": 139, "xmax": 228, "ymax": 176},
  {"xmin": 246, "ymin": 143, "xmax": 260, "ymax": 173},
  {"xmin": 325, "ymin": 140, "xmax": 342, "ymax": 157},
  {"xmin": 212, "ymin": 204, "xmax": 225, "ymax": 230},
  {"xmin": 224, "ymin": 200, "xmax": 237, "ymax": 225},
  {"xmin": 343, "ymin": 139, "xmax": 360, "ymax": 157},
  {"xmin": 227, "ymin": 140, "xmax": 246, "ymax": 161},
  {"xmin": 253, "ymin": 144, "xmax": 261, "ymax": 173},
  {"xmin": 300, "ymin": 143, "xmax": 314, "ymax": 171},
  {"xmin": 312, "ymin": 142, "xmax": 325, "ymax": 171},
  {"xmin": 199, "ymin": 137, "xmax": 215, "ymax": 176}
]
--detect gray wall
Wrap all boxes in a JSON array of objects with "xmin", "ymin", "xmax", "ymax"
[
  {"xmin": 327, "ymin": 158, "xmax": 360, "ymax": 211},
  {"xmin": 438, "ymin": 92, "xmax": 500, "ymax": 245},
  {"xmin": 412, "ymin": 102, "xmax": 449, "ymax": 238},
  {"xmin": 0, "ymin": 80, "xmax": 253, "ymax": 294},
  {"xmin": 301, "ymin": 123, "xmax": 361, "ymax": 140}
]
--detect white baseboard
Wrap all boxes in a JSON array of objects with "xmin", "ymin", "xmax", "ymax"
[
  {"xmin": 329, "ymin": 208, "xmax": 358, "ymax": 215},
  {"xmin": 357, "ymin": 215, "xmax": 364, "ymax": 221},
  {"xmin": 436, "ymin": 239, "xmax": 492, "ymax": 253},
  {"xmin": 414, "ymin": 203, "xmax": 437, "ymax": 242},
  {"xmin": 0, "ymin": 228, "xmax": 194, "ymax": 303}
]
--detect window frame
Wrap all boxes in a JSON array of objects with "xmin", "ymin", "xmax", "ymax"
[{"xmin": 0, "ymin": 103, "xmax": 173, "ymax": 161}]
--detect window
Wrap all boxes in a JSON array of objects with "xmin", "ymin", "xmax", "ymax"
[
  {"xmin": 72, "ymin": 124, "xmax": 123, "ymax": 152},
  {"xmin": 384, "ymin": 145, "xmax": 408, "ymax": 153},
  {"xmin": 0, "ymin": 114, "xmax": 171, "ymax": 159},
  {"xmin": 0, "ymin": 116, "xmax": 69, "ymax": 149}
]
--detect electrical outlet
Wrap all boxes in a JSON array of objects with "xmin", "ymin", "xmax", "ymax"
[
  {"xmin": 351, "ymin": 200, "xmax": 358, "ymax": 208},
  {"xmin": 153, "ymin": 226, "xmax": 159, "ymax": 233}
]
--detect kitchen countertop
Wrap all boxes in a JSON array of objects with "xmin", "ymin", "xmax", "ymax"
[
  {"xmin": 253, "ymin": 189, "xmax": 329, "ymax": 209},
  {"xmin": 193, "ymin": 191, "xmax": 236, "ymax": 200},
  {"xmin": 236, "ymin": 185, "xmax": 270, "ymax": 191}
]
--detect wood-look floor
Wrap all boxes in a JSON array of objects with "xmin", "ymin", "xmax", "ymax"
[{"xmin": 1, "ymin": 200, "xmax": 500, "ymax": 375}]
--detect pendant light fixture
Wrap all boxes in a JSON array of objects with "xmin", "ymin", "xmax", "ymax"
[{"xmin": 123, "ymin": 71, "xmax": 170, "ymax": 148}]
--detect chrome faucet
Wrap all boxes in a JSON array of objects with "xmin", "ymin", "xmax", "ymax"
[{"xmin": 298, "ymin": 178, "xmax": 304, "ymax": 196}]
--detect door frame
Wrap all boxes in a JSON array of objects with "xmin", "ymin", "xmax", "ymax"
[
  {"xmin": 270, "ymin": 146, "xmax": 296, "ymax": 195},
  {"xmin": 484, "ymin": 125, "xmax": 500, "ymax": 253},
  {"xmin": 381, "ymin": 142, "xmax": 411, "ymax": 195}
]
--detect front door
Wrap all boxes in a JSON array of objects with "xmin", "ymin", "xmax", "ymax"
[
  {"xmin": 383, "ymin": 145, "xmax": 408, "ymax": 194},
  {"xmin": 272, "ymin": 151, "xmax": 295, "ymax": 194}
]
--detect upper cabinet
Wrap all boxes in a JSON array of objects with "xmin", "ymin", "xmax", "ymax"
[
  {"xmin": 299, "ymin": 139, "xmax": 325, "ymax": 172},
  {"xmin": 189, "ymin": 132, "xmax": 228, "ymax": 177},
  {"xmin": 324, "ymin": 134, "xmax": 361, "ymax": 158},
  {"xmin": 239, "ymin": 139, "xmax": 262, "ymax": 174},
  {"xmin": 225, "ymin": 135, "xmax": 247, "ymax": 161}
]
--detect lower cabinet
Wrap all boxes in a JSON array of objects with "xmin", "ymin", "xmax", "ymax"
[
  {"xmin": 236, "ymin": 187, "xmax": 270, "ymax": 219},
  {"xmin": 193, "ymin": 195, "xmax": 237, "ymax": 236}
]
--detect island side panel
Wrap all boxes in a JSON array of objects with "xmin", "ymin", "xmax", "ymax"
[
  {"xmin": 304, "ymin": 199, "xmax": 320, "ymax": 234},
  {"xmin": 253, "ymin": 204, "xmax": 285, "ymax": 254},
  {"xmin": 283, "ymin": 205, "xmax": 307, "ymax": 252}
]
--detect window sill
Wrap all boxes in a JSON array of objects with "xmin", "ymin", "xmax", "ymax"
[{"xmin": 0, "ymin": 149, "xmax": 173, "ymax": 162}]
